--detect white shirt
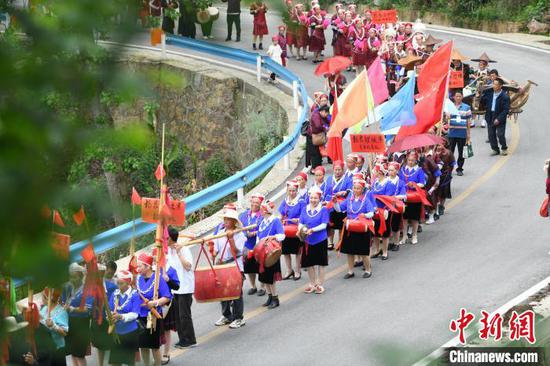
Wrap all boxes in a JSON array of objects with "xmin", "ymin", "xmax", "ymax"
[
  {"xmin": 213, "ymin": 230, "xmax": 246, "ymax": 272},
  {"xmin": 167, "ymin": 246, "xmax": 194, "ymax": 294},
  {"xmin": 267, "ymin": 44, "xmax": 283, "ymax": 65}
]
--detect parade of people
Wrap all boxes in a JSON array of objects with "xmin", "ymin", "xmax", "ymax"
[{"xmin": 1, "ymin": 0, "xmax": 545, "ymax": 364}]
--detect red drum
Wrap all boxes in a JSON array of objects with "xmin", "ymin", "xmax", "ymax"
[
  {"xmin": 194, "ymin": 263, "xmax": 242, "ymax": 303},
  {"xmin": 254, "ymin": 238, "xmax": 282, "ymax": 272},
  {"xmin": 346, "ymin": 218, "xmax": 375, "ymax": 234},
  {"xmin": 284, "ymin": 224, "xmax": 298, "ymax": 238}
]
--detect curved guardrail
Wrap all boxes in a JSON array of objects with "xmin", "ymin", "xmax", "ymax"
[{"xmin": 67, "ymin": 36, "xmax": 308, "ymax": 263}]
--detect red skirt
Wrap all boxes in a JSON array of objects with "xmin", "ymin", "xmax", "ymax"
[
  {"xmin": 309, "ymin": 32, "xmax": 325, "ymax": 52},
  {"xmin": 286, "ymin": 30, "xmax": 296, "ymax": 46},
  {"xmin": 352, "ymin": 49, "xmax": 368, "ymax": 66},
  {"xmin": 295, "ymin": 25, "xmax": 309, "ymax": 48},
  {"xmin": 335, "ymin": 35, "xmax": 351, "ymax": 57},
  {"xmin": 253, "ymin": 22, "xmax": 269, "ymax": 36}
]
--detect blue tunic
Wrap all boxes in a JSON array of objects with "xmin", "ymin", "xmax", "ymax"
[
  {"xmin": 239, "ymin": 210, "xmax": 263, "ymax": 250},
  {"xmin": 109, "ymin": 289, "xmax": 141, "ymax": 335},
  {"xmin": 385, "ymin": 176, "xmax": 407, "ymax": 197},
  {"xmin": 399, "ymin": 165, "xmax": 426, "ymax": 190},
  {"xmin": 338, "ymin": 194, "xmax": 375, "ymax": 219},
  {"xmin": 162, "ymin": 266, "xmax": 180, "ymax": 290},
  {"xmin": 257, "ymin": 216, "xmax": 285, "ymax": 241},
  {"xmin": 278, "ymin": 198, "xmax": 305, "ymax": 222},
  {"xmin": 371, "ymin": 179, "xmax": 398, "ymax": 208},
  {"xmin": 325, "ymin": 175, "xmax": 351, "ymax": 202},
  {"xmin": 298, "ymin": 206, "xmax": 330, "ymax": 245},
  {"xmin": 62, "ymin": 283, "xmax": 92, "ymax": 318},
  {"xmin": 136, "ymin": 272, "xmax": 172, "ymax": 318}
]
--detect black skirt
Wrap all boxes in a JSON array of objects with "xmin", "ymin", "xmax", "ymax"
[
  {"xmin": 110, "ymin": 329, "xmax": 139, "ymax": 365},
  {"xmin": 258, "ymin": 259, "xmax": 281, "ymax": 285},
  {"xmin": 329, "ymin": 211, "xmax": 346, "ymax": 230},
  {"xmin": 138, "ymin": 317, "xmax": 161, "ymax": 349},
  {"xmin": 340, "ymin": 231, "xmax": 371, "ymax": 256},
  {"xmin": 390, "ymin": 212, "xmax": 403, "ymax": 233},
  {"xmin": 374, "ymin": 215, "xmax": 391, "ymax": 238},
  {"xmin": 66, "ymin": 316, "xmax": 90, "ymax": 358},
  {"xmin": 162, "ymin": 300, "xmax": 178, "ymax": 331},
  {"xmin": 90, "ymin": 317, "xmax": 113, "ymax": 351},
  {"xmin": 52, "ymin": 347, "xmax": 67, "ymax": 366},
  {"xmin": 282, "ymin": 237, "xmax": 302, "ymax": 255},
  {"xmin": 243, "ymin": 255, "xmax": 260, "ymax": 274},
  {"xmin": 301, "ymin": 239, "xmax": 328, "ymax": 267},
  {"xmin": 404, "ymin": 202, "xmax": 422, "ymax": 221}
]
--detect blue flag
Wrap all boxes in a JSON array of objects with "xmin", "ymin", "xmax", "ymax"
[{"xmin": 379, "ymin": 73, "xmax": 417, "ymax": 132}]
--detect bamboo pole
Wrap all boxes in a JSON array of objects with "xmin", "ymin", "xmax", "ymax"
[
  {"xmin": 176, "ymin": 224, "xmax": 257, "ymax": 248},
  {"xmin": 151, "ymin": 123, "xmax": 166, "ymax": 331}
]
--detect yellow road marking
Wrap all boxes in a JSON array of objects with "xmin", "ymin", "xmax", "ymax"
[
  {"xmin": 446, "ymin": 121, "xmax": 520, "ymax": 211},
  {"xmin": 171, "ymin": 121, "xmax": 520, "ymax": 357}
]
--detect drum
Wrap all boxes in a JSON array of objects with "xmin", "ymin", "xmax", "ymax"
[
  {"xmin": 254, "ymin": 238, "xmax": 282, "ymax": 273},
  {"xmin": 196, "ymin": 9, "xmax": 210, "ymax": 24},
  {"xmin": 207, "ymin": 7, "xmax": 219, "ymax": 21},
  {"xmin": 194, "ymin": 262, "xmax": 243, "ymax": 303},
  {"xmin": 346, "ymin": 218, "xmax": 374, "ymax": 234},
  {"xmin": 284, "ymin": 224, "xmax": 298, "ymax": 238}
]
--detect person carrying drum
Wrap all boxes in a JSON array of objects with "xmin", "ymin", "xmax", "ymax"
[
  {"xmin": 278, "ymin": 180, "xmax": 305, "ymax": 281},
  {"xmin": 212, "ymin": 203, "xmax": 247, "ymax": 329},
  {"xmin": 298, "ymin": 186, "xmax": 330, "ymax": 294},
  {"xmin": 334, "ymin": 175, "xmax": 375, "ymax": 279},
  {"xmin": 239, "ymin": 193, "xmax": 266, "ymax": 297},
  {"xmin": 257, "ymin": 200, "xmax": 285, "ymax": 309}
]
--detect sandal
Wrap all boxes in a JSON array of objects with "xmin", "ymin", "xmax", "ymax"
[
  {"xmin": 162, "ymin": 355, "xmax": 170, "ymax": 365},
  {"xmin": 304, "ymin": 285, "xmax": 316, "ymax": 294},
  {"xmin": 282, "ymin": 271, "xmax": 295, "ymax": 280},
  {"xmin": 315, "ymin": 285, "xmax": 325, "ymax": 294},
  {"xmin": 293, "ymin": 273, "xmax": 302, "ymax": 281},
  {"xmin": 327, "ymin": 244, "xmax": 334, "ymax": 251}
]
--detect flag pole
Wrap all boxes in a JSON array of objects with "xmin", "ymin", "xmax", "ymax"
[
  {"xmin": 152, "ymin": 123, "xmax": 166, "ymax": 331},
  {"xmin": 437, "ymin": 41, "xmax": 454, "ymax": 137}
]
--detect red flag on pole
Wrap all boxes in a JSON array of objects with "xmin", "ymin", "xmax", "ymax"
[
  {"xmin": 81, "ymin": 244, "xmax": 96, "ymax": 263},
  {"xmin": 417, "ymin": 41, "xmax": 453, "ymax": 94},
  {"xmin": 131, "ymin": 187, "xmax": 142, "ymax": 205},
  {"xmin": 326, "ymin": 92, "xmax": 344, "ymax": 162},
  {"xmin": 53, "ymin": 210, "xmax": 65, "ymax": 228},
  {"xmin": 73, "ymin": 206, "xmax": 86, "ymax": 226},
  {"xmin": 396, "ymin": 74, "xmax": 448, "ymax": 140},
  {"xmin": 154, "ymin": 163, "xmax": 166, "ymax": 181}
]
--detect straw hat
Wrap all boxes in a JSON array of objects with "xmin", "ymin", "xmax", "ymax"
[
  {"xmin": 424, "ymin": 34, "xmax": 442, "ymax": 46},
  {"xmin": 218, "ymin": 203, "xmax": 243, "ymax": 227},
  {"xmin": 398, "ymin": 54, "xmax": 423, "ymax": 70},
  {"xmin": 4, "ymin": 316, "xmax": 28, "ymax": 333},
  {"xmin": 451, "ymin": 48, "xmax": 469, "ymax": 61},
  {"xmin": 471, "ymin": 52, "xmax": 497, "ymax": 63}
]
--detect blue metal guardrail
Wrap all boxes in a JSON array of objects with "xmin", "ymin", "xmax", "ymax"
[{"xmin": 66, "ymin": 36, "xmax": 308, "ymax": 263}]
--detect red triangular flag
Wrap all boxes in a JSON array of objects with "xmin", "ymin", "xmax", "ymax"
[
  {"xmin": 73, "ymin": 205, "xmax": 86, "ymax": 226},
  {"xmin": 396, "ymin": 74, "xmax": 448, "ymax": 141},
  {"xmin": 81, "ymin": 244, "xmax": 96, "ymax": 263},
  {"xmin": 417, "ymin": 41, "xmax": 453, "ymax": 95},
  {"xmin": 155, "ymin": 163, "xmax": 166, "ymax": 181},
  {"xmin": 131, "ymin": 187, "xmax": 142, "ymax": 205},
  {"xmin": 53, "ymin": 210, "xmax": 65, "ymax": 228}
]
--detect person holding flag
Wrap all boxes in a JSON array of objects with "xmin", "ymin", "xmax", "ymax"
[
  {"xmin": 108, "ymin": 270, "xmax": 141, "ymax": 366},
  {"xmin": 135, "ymin": 252, "xmax": 172, "ymax": 366},
  {"xmin": 325, "ymin": 160, "xmax": 349, "ymax": 250}
]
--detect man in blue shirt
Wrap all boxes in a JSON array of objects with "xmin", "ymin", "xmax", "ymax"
[
  {"xmin": 480, "ymin": 77, "xmax": 510, "ymax": 156},
  {"xmin": 446, "ymin": 90, "xmax": 471, "ymax": 176}
]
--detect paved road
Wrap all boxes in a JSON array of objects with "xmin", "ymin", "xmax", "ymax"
[{"xmin": 124, "ymin": 10, "xmax": 550, "ymax": 366}]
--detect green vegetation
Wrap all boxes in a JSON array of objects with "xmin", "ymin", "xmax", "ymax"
[{"xmin": 373, "ymin": 0, "xmax": 549, "ymax": 23}]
